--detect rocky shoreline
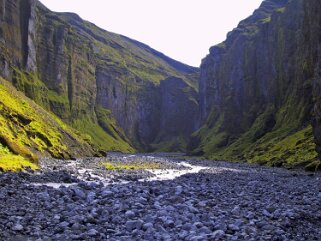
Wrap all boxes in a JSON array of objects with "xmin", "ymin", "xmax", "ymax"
[{"xmin": 0, "ymin": 154, "xmax": 321, "ymax": 240}]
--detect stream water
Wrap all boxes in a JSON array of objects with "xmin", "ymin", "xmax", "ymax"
[
  {"xmin": 32, "ymin": 154, "xmax": 208, "ymax": 188},
  {"xmin": 146, "ymin": 161, "xmax": 207, "ymax": 181}
]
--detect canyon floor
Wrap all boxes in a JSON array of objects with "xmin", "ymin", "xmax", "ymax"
[{"xmin": 0, "ymin": 153, "xmax": 321, "ymax": 241}]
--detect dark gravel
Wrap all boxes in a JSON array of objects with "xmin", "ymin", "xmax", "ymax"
[{"xmin": 0, "ymin": 154, "xmax": 321, "ymax": 240}]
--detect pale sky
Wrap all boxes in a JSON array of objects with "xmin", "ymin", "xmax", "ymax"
[{"xmin": 39, "ymin": 0, "xmax": 263, "ymax": 67}]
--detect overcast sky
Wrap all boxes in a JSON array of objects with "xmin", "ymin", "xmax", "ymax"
[{"xmin": 39, "ymin": 0, "xmax": 263, "ymax": 67}]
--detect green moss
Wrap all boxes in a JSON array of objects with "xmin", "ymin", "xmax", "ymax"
[
  {"xmin": 47, "ymin": 90, "xmax": 69, "ymax": 105},
  {"xmin": 12, "ymin": 68, "xmax": 48, "ymax": 106},
  {"xmin": 192, "ymin": 112, "xmax": 228, "ymax": 157},
  {"xmin": 197, "ymin": 101, "xmax": 318, "ymax": 169},
  {"xmin": 96, "ymin": 107, "xmax": 128, "ymax": 141},
  {"xmin": 0, "ymin": 143, "xmax": 10, "ymax": 155},
  {"xmin": 261, "ymin": 17, "xmax": 271, "ymax": 24},
  {"xmin": 103, "ymin": 161, "xmax": 160, "ymax": 170},
  {"xmin": 276, "ymin": 7, "xmax": 286, "ymax": 13},
  {"xmin": 0, "ymin": 154, "xmax": 38, "ymax": 172},
  {"xmin": 246, "ymin": 126, "xmax": 317, "ymax": 168},
  {"xmin": 129, "ymin": 66, "xmax": 165, "ymax": 84},
  {"xmin": 150, "ymin": 137, "xmax": 187, "ymax": 152},
  {"xmin": 91, "ymin": 29, "xmax": 196, "ymax": 88},
  {"xmin": 72, "ymin": 116, "xmax": 135, "ymax": 153},
  {"xmin": 0, "ymin": 77, "xmax": 91, "ymax": 160}
]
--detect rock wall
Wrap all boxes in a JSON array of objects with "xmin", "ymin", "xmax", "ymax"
[
  {"xmin": 310, "ymin": 0, "xmax": 321, "ymax": 160},
  {"xmin": 193, "ymin": 0, "xmax": 320, "ymax": 168},
  {"xmin": 0, "ymin": 0, "xmax": 199, "ymax": 153}
]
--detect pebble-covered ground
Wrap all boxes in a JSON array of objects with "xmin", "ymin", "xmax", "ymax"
[{"xmin": 0, "ymin": 153, "xmax": 321, "ymax": 241}]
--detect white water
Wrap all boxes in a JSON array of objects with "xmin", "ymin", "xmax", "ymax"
[
  {"xmin": 32, "ymin": 183, "xmax": 75, "ymax": 188},
  {"xmin": 31, "ymin": 161, "xmax": 208, "ymax": 188},
  {"xmin": 145, "ymin": 162, "xmax": 207, "ymax": 181}
]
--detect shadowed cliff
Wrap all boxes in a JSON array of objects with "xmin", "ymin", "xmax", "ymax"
[{"xmin": 190, "ymin": 0, "xmax": 321, "ymax": 170}]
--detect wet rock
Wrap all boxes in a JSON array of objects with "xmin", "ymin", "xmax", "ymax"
[
  {"xmin": 125, "ymin": 210, "xmax": 135, "ymax": 219},
  {"xmin": 12, "ymin": 224, "xmax": 24, "ymax": 231},
  {"xmin": 142, "ymin": 222, "xmax": 154, "ymax": 230},
  {"xmin": 212, "ymin": 230, "xmax": 225, "ymax": 239},
  {"xmin": 87, "ymin": 229, "xmax": 99, "ymax": 237},
  {"xmin": 125, "ymin": 220, "xmax": 143, "ymax": 231}
]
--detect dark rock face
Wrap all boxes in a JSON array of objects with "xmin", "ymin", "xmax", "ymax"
[
  {"xmin": 310, "ymin": 0, "xmax": 321, "ymax": 157},
  {"xmin": 193, "ymin": 0, "xmax": 321, "ymax": 167},
  {"xmin": 95, "ymin": 65, "xmax": 162, "ymax": 149},
  {"xmin": 154, "ymin": 77, "xmax": 199, "ymax": 151},
  {"xmin": 0, "ymin": 0, "xmax": 199, "ymax": 153}
]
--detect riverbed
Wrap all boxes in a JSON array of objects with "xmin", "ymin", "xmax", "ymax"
[{"xmin": 0, "ymin": 153, "xmax": 321, "ymax": 240}]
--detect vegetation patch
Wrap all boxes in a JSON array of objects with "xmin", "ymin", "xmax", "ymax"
[
  {"xmin": 246, "ymin": 126, "xmax": 317, "ymax": 168},
  {"xmin": 0, "ymin": 154, "xmax": 38, "ymax": 172},
  {"xmin": 103, "ymin": 161, "xmax": 161, "ymax": 170},
  {"xmin": 150, "ymin": 136, "xmax": 187, "ymax": 153},
  {"xmin": 0, "ymin": 77, "xmax": 97, "ymax": 163},
  {"xmin": 194, "ymin": 100, "xmax": 318, "ymax": 170},
  {"xmin": 276, "ymin": 7, "xmax": 286, "ymax": 13},
  {"xmin": 261, "ymin": 17, "xmax": 271, "ymax": 24},
  {"xmin": 72, "ymin": 116, "xmax": 135, "ymax": 153}
]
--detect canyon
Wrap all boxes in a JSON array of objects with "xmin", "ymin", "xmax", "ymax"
[{"xmin": 0, "ymin": 0, "xmax": 320, "ymax": 170}]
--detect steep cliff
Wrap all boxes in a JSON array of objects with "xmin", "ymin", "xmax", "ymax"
[
  {"xmin": 151, "ymin": 77, "xmax": 199, "ymax": 151},
  {"xmin": 192, "ymin": 0, "xmax": 320, "ymax": 169},
  {"xmin": 310, "ymin": 0, "xmax": 321, "ymax": 169},
  {"xmin": 0, "ymin": 0, "xmax": 199, "ymax": 157}
]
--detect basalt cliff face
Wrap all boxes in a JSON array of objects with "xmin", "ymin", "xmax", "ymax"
[
  {"xmin": 309, "ymin": 0, "xmax": 321, "ymax": 163},
  {"xmin": 0, "ymin": 0, "xmax": 199, "ymax": 159},
  {"xmin": 191, "ymin": 0, "xmax": 321, "ymax": 169}
]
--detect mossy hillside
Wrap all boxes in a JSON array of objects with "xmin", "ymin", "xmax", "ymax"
[
  {"xmin": 195, "ymin": 101, "xmax": 317, "ymax": 169},
  {"xmin": 87, "ymin": 27, "xmax": 198, "ymax": 86},
  {"xmin": 0, "ymin": 154, "xmax": 38, "ymax": 172},
  {"xmin": 246, "ymin": 126, "xmax": 317, "ymax": 168},
  {"xmin": 0, "ymin": 143, "xmax": 33, "ymax": 172},
  {"xmin": 71, "ymin": 116, "xmax": 135, "ymax": 153},
  {"xmin": 0, "ymin": 77, "xmax": 96, "ymax": 160},
  {"xmin": 229, "ymin": 0, "xmax": 287, "ymax": 39},
  {"xmin": 69, "ymin": 13, "xmax": 200, "ymax": 120}
]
